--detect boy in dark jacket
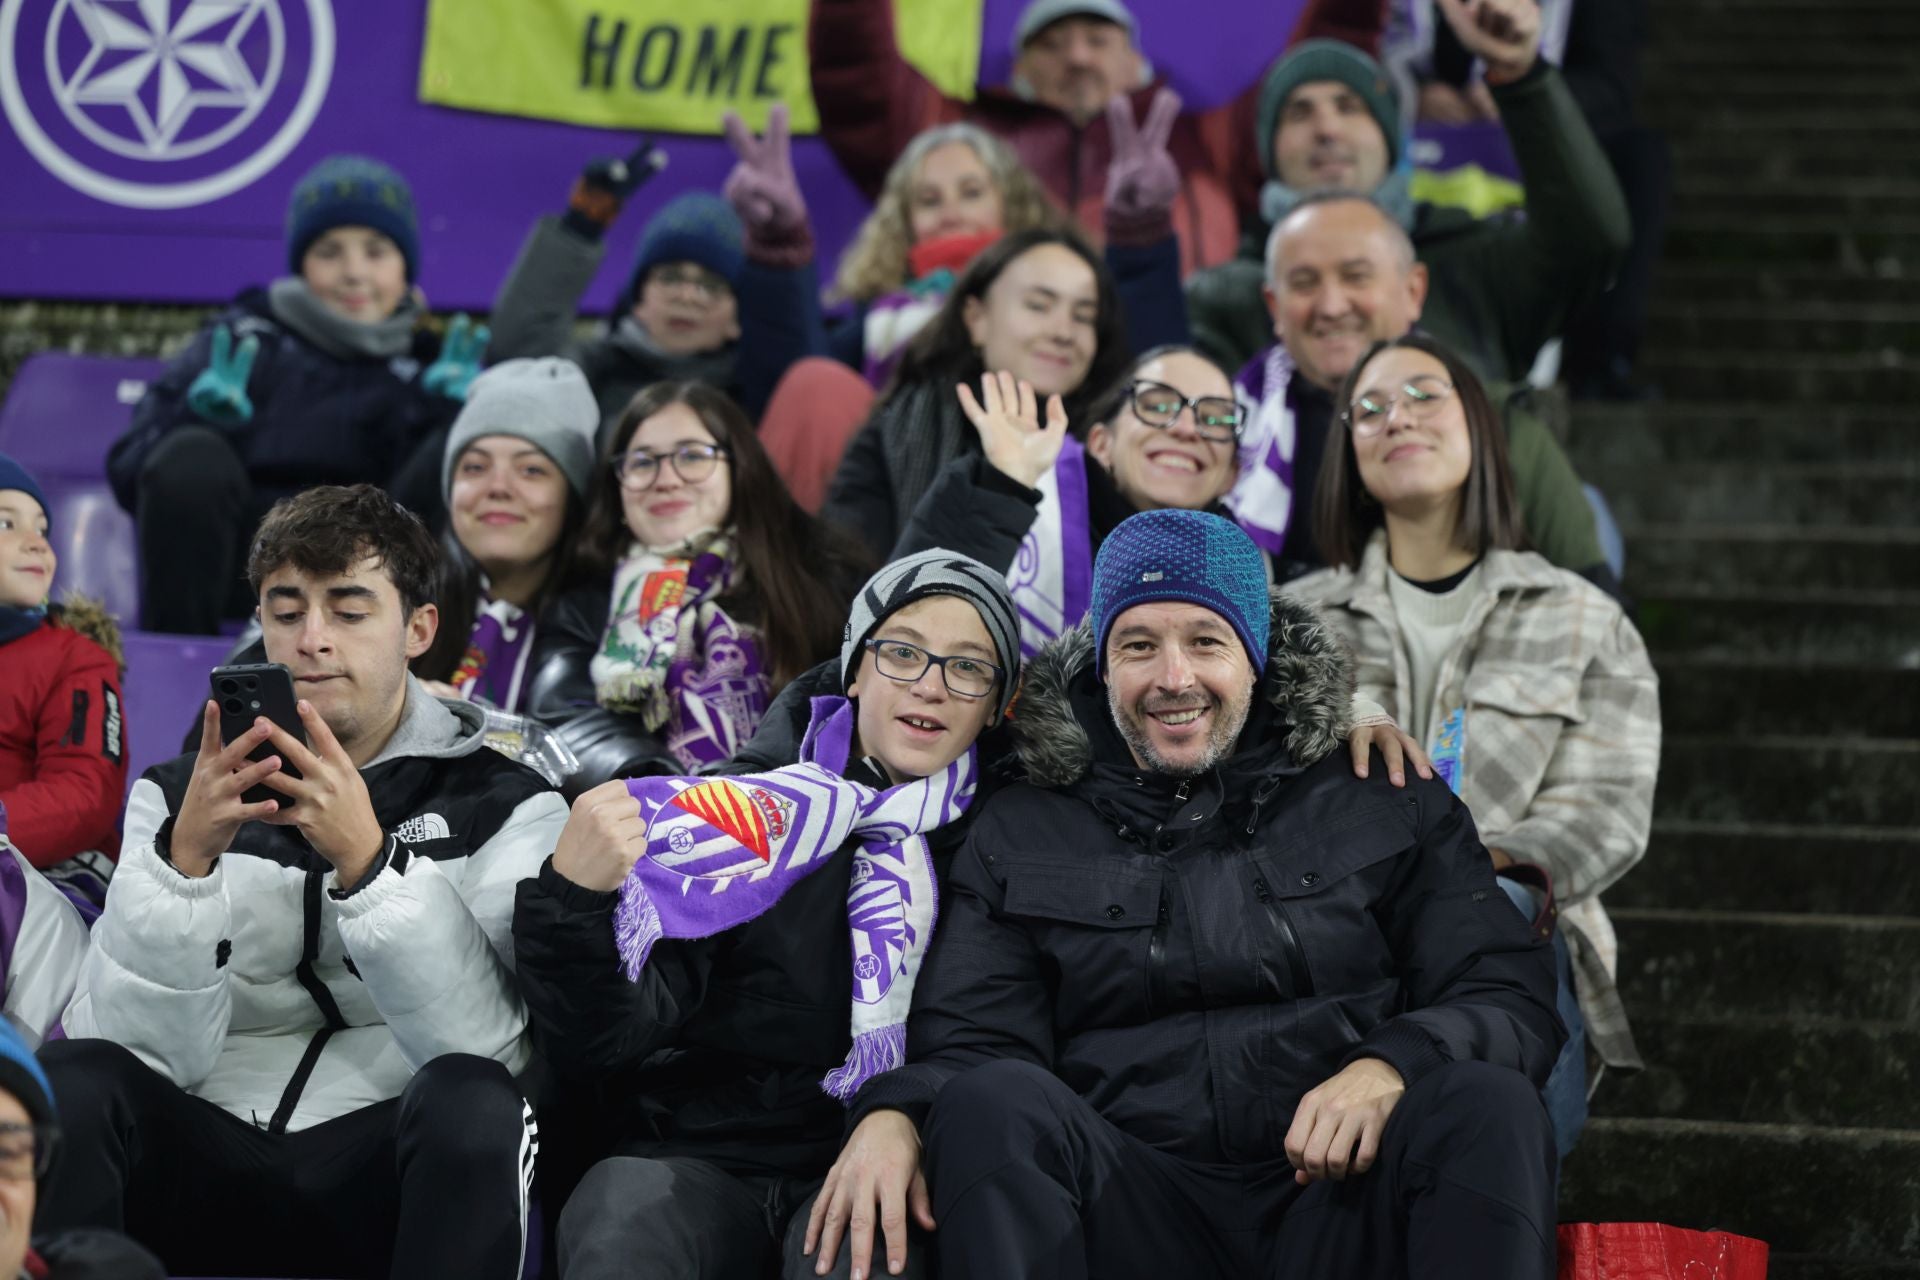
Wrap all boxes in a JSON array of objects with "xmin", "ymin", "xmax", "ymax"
[
  {"xmin": 809, "ymin": 509, "xmax": 1563, "ymax": 1280},
  {"xmin": 513, "ymin": 550, "xmax": 1022, "ymax": 1280},
  {"xmin": 108, "ymin": 155, "xmax": 477, "ymax": 634}
]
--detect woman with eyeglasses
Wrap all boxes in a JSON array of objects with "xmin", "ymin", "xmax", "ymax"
[
  {"xmin": 889, "ymin": 345, "xmax": 1247, "ymax": 655},
  {"xmin": 821, "ymin": 227, "xmax": 1135, "ymax": 562},
  {"xmin": 1285, "ymin": 333, "xmax": 1661, "ymax": 1161},
  {"xmin": 523, "ymin": 381, "xmax": 871, "ymax": 795}
]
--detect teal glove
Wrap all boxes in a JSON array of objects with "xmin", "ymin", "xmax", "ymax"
[
  {"xmin": 422, "ymin": 314, "xmax": 491, "ymax": 401},
  {"xmin": 185, "ymin": 325, "xmax": 258, "ymax": 426}
]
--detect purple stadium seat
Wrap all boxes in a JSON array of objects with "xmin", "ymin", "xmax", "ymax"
[
  {"xmin": 118, "ymin": 631, "xmax": 231, "ymax": 791},
  {"xmin": 0, "ymin": 353, "xmax": 164, "ymax": 629}
]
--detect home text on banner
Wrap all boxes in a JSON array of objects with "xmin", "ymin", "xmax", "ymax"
[{"xmin": 417, "ymin": 0, "xmax": 982, "ymax": 135}]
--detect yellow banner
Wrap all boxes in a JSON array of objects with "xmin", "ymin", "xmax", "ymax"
[{"xmin": 418, "ymin": 0, "xmax": 981, "ymax": 135}]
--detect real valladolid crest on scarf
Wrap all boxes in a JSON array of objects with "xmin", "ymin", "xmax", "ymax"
[{"xmin": 613, "ymin": 696, "xmax": 976, "ymax": 1100}]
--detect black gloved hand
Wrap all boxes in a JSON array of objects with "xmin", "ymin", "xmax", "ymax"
[{"xmin": 565, "ymin": 138, "xmax": 669, "ymax": 239}]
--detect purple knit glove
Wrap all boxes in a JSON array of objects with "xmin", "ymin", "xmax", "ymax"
[
  {"xmin": 1104, "ymin": 88, "xmax": 1183, "ymax": 246},
  {"xmin": 722, "ymin": 105, "xmax": 812, "ymax": 267}
]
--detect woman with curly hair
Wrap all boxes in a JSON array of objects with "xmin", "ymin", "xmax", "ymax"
[{"xmin": 761, "ymin": 105, "xmax": 1195, "ymax": 511}]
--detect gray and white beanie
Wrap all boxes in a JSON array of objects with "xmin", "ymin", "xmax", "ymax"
[
  {"xmin": 441, "ymin": 357, "xmax": 600, "ymax": 499},
  {"xmin": 842, "ymin": 549, "xmax": 1022, "ymax": 721}
]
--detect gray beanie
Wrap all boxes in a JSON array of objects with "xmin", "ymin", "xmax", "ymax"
[
  {"xmin": 842, "ymin": 549, "xmax": 1022, "ymax": 721},
  {"xmin": 442, "ymin": 357, "xmax": 600, "ymax": 499}
]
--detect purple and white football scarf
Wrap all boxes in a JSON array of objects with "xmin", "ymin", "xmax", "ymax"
[
  {"xmin": 614, "ymin": 696, "xmax": 976, "ymax": 1101},
  {"xmin": 1228, "ymin": 344, "xmax": 1300, "ymax": 555},
  {"xmin": 452, "ymin": 596, "xmax": 534, "ymax": 711},
  {"xmin": 1007, "ymin": 435, "xmax": 1094, "ymax": 659},
  {"xmin": 591, "ymin": 530, "xmax": 771, "ymax": 770}
]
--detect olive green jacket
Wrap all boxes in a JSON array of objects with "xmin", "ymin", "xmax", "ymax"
[{"xmin": 1187, "ymin": 62, "xmax": 1631, "ymax": 382}]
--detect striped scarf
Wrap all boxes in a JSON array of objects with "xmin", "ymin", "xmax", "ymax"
[{"xmin": 615, "ymin": 696, "xmax": 975, "ymax": 1100}]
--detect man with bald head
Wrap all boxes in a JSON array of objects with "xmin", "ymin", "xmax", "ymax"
[
  {"xmin": 1229, "ymin": 192, "xmax": 1609, "ymax": 587},
  {"xmin": 1187, "ymin": 0, "xmax": 1631, "ymax": 381}
]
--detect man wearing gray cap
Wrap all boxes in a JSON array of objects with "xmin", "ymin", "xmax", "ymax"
[{"xmin": 808, "ymin": 0, "xmax": 1249, "ymax": 275}]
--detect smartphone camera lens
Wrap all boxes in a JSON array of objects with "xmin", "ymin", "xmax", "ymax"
[
  {"xmin": 222, "ymin": 698, "xmax": 246, "ymax": 716},
  {"xmin": 218, "ymin": 679, "xmax": 241, "ymax": 695},
  {"xmin": 244, "ymin": 677, "xmax": 259, "ymax": 691}
]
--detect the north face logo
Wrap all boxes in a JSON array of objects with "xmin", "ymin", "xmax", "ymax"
[{"xmin": 394, "ymin": 814, "xmax": 451, "ymax": 844}]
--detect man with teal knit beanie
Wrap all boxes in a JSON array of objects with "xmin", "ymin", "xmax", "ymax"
[
  {"xmin": 1187, "ymin": 0, "xmax": 1632, "ymax": 386},
  {"xmin": 827, "ymin": 507, "xmax": 1564, "ymax": 1280}
]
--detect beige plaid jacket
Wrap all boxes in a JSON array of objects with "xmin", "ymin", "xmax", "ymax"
[{"xmin": 1288, "ymin": 534, "xmax": 1661, "ymax": 1069}]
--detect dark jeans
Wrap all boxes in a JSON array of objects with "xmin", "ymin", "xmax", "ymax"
[
  {"xmin": 556, "ymin": 1156, "xmax": 931, "ymax": 1280},
  {"xmin": 133, "ymin": 426, "xmax": 263, "ymax": 634},
  {"xmin": 923, "ymin": 1057, "xmax": 1557, "ymax": 1280},
  {"xmin": 1565, "ymin": 125, "xmax": 1673, "ymax": 391},
  {"xmin": 36, "ymin": 1039, "xmax": 536, "ymax": 1280}
]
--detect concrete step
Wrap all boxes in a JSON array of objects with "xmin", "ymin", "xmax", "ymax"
[
  {"xmin": 1596, "ymin": 1013, "xmax": 1920, "ymax": 1129},
  {"xmin": 1624, "ymin": 526, "xmax": 1920, "ymax": 593},
  {"xmin": 1650, "ymin": 656, "xmax": 1920, "ymax": 738},
  {"xmin": 1669, "ymin": 181, "xmax": 1920, "ymax": 223},
  {"xmin": 1559, "ymin": 1117, "xmax": 1920, "ymax": 1259},
  {"xmin": 1670, "ymin": 139, "xmax": 1917, "ymax": 186},
  {"xmin": 1643, "ymin": 265, "xmax": 1920, "ymax": 309},
  {"xmin": 1567, "ymin": 405, "xmax": 1920, "ymax": 466},
  {"xmin": 1647, "ymin": 47, "xmax": 1920, "ymax": 79},
  {"xmin": 1655, "ymin": 735, "xmax": 1920, "ymax": 828},
  {"xmin": 1650, "ymin": 81, "xmax": 1920, "ymax": 118},
  {"xmin": 1634, "ymin": 591, "xmax": 1920, "ymax": 665},
  {"xmin": 1769, "ymin": 1259, "xmax": 1920, "ymax": 1280},
  {"xmin": 1637, "ymin": 354, "xmax": 1919, "ymax": 403},
  {"xmin": 1645, "ymin": 301, "xmax": 1920, "ymax": 356},
  {"xmin": 1664, "ymin": 216, "xmax": 1920, "ymax": 270},
  {"xmin": 1613, "ymin": 907, "xmax": 1920, "ymax": 1023},
  {"xmin": 1586, "ymin": 460, "xmax": 1920, "ymax": 527},
  {"xmin": 1606, "ymin": 820, "xmax": 1920, "ymax": 916}
]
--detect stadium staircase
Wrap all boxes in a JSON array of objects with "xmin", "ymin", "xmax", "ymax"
[{"xmin": 1555, "ymin": 0, "xmax": 1920, "ymax": 1272}]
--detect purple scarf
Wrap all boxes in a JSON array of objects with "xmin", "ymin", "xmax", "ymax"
[
  {"xmin": 1008, "ymin": 437, "xmax": 1095, "ymax": 657},
  {"xmin": 1229, "ymin": 345, "xmax": 1301, "ymax": 554},
  {"xmin": 616, "ymin": 697, "xmax": 976, "ymax": 1100},
  {"xmin": 452, "ymin": 597, "xmax": 535, "ymax": 711}
]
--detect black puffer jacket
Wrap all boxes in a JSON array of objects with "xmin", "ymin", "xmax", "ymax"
[
  {"xmin": 511, "ymin": 661, "xmax": 1003, "ymax": 1180},
  {"xmin": 851, "ymin": 595, "xmax": 1562, "ymax": 1163}
]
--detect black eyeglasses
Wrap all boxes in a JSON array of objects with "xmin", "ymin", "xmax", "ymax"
[
  {"xmin": 0, "ymin": 1121, "xmax": 58, "ymax": 1182},
  {"xmin": 863, "ymin": 638, "xmax": 1003, "ymax": 700},
  {"xmin": 1125, "ymin": 380, "xmax": 1244, "ymax": 442},
  {"xmin": 612, "ymin": 442, "xmax": 730, "ymax": 490}
]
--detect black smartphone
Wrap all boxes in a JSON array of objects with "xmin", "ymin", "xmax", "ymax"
[{"xmin": 210, "ymin": 663, "xmax": 306, "ymax": 806}]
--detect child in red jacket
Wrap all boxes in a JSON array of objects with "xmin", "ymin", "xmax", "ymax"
[{"xmin": 0, "ymin": 454, "xmax": 127, "ymax": 878}]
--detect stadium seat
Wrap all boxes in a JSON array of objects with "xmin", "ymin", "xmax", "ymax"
[
  {"xmin": 0, "ymin": 353, "xmax": 162, "ymax": 629},
  {"xmin": 118, "ymin": 631, "xmax": 232, "ymax": 792}
]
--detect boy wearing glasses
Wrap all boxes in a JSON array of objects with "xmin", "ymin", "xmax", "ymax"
[{"xmin": 513, "ymin": 550, "xmax": 1021, "ymax": 1280}]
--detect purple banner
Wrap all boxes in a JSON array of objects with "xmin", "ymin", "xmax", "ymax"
[{"xmin": 0, "ymin": 0, "xmax": 1302, "ymax": 311}]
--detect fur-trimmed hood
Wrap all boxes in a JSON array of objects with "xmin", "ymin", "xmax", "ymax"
[
  {"xmin": 1011, "ymin": 591, "xmax": 1356, "ymax": 789},
  {"xmin": 51, "ymin": 595, "xmax": 124, "ymax": 672}
]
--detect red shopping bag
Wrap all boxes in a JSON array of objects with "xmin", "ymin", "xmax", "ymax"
[{"xmin": 1558, "ymin": 1223, "xmax": 1769, "ymax": 1279}]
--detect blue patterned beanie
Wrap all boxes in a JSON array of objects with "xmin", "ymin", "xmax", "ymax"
[
  {"xmin": 623, "ymin": 192, "xmax": 745, "ymax": 311},
  {"xmin": 286, "ymin": 155, "xmax": 421, "ymax": 281},
  {"xmin": 1090, "ymin": 509, "xmax": 1271, "ymax": 677}
]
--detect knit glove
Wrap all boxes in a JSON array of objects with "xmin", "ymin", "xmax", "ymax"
[
  {"xmin": 723, "ymin": 105, "xmax": 812, "ymax": 267},
  {"xmin": 565, "ymin": 139, "xmax": 669, "ymax": 239},
  {"xmin": 185, "ymin": 325, "xmax": 258, "ymax": 427},
  {"xmin": 421, "ymin": 314, "xmax": 490, "ymax": 401},
  {"xmin": 1104, "ymin": 88, "xmax": 1183, "ymax": 246}
]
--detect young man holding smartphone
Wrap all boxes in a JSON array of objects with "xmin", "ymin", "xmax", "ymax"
[{"xmin": 38, "ymin": 485, "xmax": 567, "ymax": 1279}]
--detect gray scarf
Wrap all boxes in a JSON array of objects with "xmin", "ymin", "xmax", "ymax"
[
  {"xmin": 607, "ymin": 316, "xmax": 738, "ymax": 390},
  {"xmin": 1259, "ymin": 165, "xmax": 1418, "ymax": 232},
  {"xmin": 267, "ymin": 277, "xmax": 421, "ymax": 360}
]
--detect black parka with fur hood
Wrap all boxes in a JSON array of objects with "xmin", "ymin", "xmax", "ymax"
[{"xmin": 850, "ymin": 594, "xmax": 1563, "ymax": 1163}]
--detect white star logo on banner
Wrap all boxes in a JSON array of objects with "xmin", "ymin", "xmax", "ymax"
[{"xmin": 57, "ymin": 0, "xmax": 276, "ymax": 158}]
